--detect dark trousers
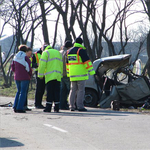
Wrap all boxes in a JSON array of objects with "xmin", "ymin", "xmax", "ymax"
[
  {"xmin": 35, "ymin": 71, "xmax": 45, "ymax": 106},
  {"xmin": 60, "ymin": 77, "xmax": 70, "ymax": 109},
  {"xmin": 46, "ymin": 80, "xmax": 60, "ymax": 110}
]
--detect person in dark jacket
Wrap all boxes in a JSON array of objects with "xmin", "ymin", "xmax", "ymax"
[
  {"xmin": 32, "ymin": 44, "xmax": 48, "ymax": 109},
  {"xmin": 11, "ymin": 45, "xmax": 32, "ymax": 113},
  {"xmin": 59, "ymin": 41, "xmax": 73, "ymax": 110}
]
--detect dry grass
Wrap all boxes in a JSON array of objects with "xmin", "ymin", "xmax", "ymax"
[{"xmin": 0, "ymin": 76, "xmax": 46, "ymax": 101}]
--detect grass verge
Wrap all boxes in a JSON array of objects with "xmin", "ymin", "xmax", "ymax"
[{"xmin": 0, "ymin": 76, "xmax": 46, "ymax": 101}]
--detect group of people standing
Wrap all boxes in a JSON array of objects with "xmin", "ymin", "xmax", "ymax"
[{"xmin": 11, "ymin": 37, "xmax": 95, "ymax": 113}]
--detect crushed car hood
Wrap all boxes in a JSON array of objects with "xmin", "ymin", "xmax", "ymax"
[{"xmin": 93, "ymin": 54, "xmax": 131, "ymax": 77}]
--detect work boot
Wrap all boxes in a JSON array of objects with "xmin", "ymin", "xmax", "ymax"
[
  {"xmin": 54, "ymin": 104, "xmax": 59, "ymax": 113},
  {"xmin": 78, "ymin": 107, "xmax": 87, "ymax": 111},
  {"xmin": 36, "ymin": 105, "xmax": 45, "ymax": 109},
  {"xmin": 43, "ymin": 103, "xmax": 52, "ymax": 112}
]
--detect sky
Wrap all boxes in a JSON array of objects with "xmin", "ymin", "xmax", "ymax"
[{"xmin": 0, "ymin": 0, "xmax": 149, "ymax": 49}]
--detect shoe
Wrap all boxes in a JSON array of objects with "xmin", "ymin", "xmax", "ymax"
[
  {"xmin": 78, "ymin": 108, "xmax": 87, "ymax": 111},
  {"xmin": 70, "ymin": 108, "xmax": 75, "ymax": 111},
  {"xmin": 16, "ymin": 110, "xmax": 26, "ymax": 113},
  {"xmin": 60, "ymin": 107, "xmax": 69, "ymax": 110},
  {"xmin": 25, "ymin": 107, "xmax": 32, "ymax": 111},
  {"xmin": 36, "ymin": 105, "xmax": 45, "ymax": 109},
  {"xmin": 54, "ymin": 109, "xmax": 59, "ymax": 113},
  {"xmin": 13, "ymin": 108, "xmax": 17, "ymax": 112},
  {"xmin": 43, "ymin": 109, "xmax": 51, "ymax": 112}
]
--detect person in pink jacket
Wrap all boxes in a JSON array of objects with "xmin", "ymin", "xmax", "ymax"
[{"xmin": 11, "ymin": 45, "xmax": 32, "ymax": 113}]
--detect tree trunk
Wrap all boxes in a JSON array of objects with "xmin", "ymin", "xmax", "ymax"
[
  {"xmin": 142, "ymin": 0, "xmax": 150, "ymax": 77},
  {"xmin": 0, "ymin": 46, "xmax": 9, "ymax": 87},
  {"xmin": 39, "ymin": 0, "xmax": 49, "ymax": 44},
  {"xmin": 143, "ymin": 31, "xmax": 150, "ymax": 77}
]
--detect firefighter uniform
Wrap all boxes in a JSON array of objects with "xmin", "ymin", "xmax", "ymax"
[
  {"xmin": 32, "ymin": 48, "xmax": 45, "ymax": 108},
  {"xmin": 38, "ymin": 46, "xmax": 63, "ymax": 112},
  {"xmin": 66, "ymin": 38, "xmax": 95, "ymax": 111}
]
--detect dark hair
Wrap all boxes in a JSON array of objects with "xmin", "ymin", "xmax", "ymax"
[
  {"xmin": 64, "ymin": 40, "xmax": 73, "ymax": 48},
  {"xmin": 26, "ymin": 47, "xmax": 32, "ymax": 52},
  {"xmin": 75, "ymin": 37, "xmax": 83, "ymax": 44},
  {"xmin": 42, "ymin": 43, "xmax": 49, "ymax": 51},
  {"xmin": 18, "ymin": 45, "xmax": 28, "ymax": 52}
]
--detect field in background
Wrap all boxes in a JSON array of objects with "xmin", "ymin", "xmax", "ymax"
[{"xmin": 0, "ymin": 75, "xmax": 46, "ymax": 101}]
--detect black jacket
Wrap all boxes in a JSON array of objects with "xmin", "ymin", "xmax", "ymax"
[
  {"xmin": 67, "ymin": 47, "xmax": 90, "ymax": 63},
  {"xmin": 32, "ymin": 49, "xmax": 42, "ymax": 68}
]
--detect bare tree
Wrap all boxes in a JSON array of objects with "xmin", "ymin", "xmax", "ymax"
[
  {"xmin": 38, "ymin": 0, "xmax": 50, "ymax": 44},
  {"xmin": 0, "ymin": 0, "xmax": 45, "ymax": 86},
  {"xmin": 141, "ymin": 0, "xmax": 150, "ymax": 77},
  {"xmin": 49, "ymin": 0, "xmax": 77, "ymax": 41}
]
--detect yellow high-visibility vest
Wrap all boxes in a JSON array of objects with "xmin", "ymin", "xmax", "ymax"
[
  {"xmin": 66, "ymin": 47, "xmax": 95, "ymax": 81},
  {"xmin": 38, "ymin": 46, "xmax": 63, "ymax": 83}
]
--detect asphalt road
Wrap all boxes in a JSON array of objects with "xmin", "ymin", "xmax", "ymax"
[{"xmin": 0, "ymin": 96, "xmax": 150, "ymax": 150}]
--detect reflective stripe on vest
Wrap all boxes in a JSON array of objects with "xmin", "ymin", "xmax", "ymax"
[
  {"xmin": 39, "ymin": 70, "xmax": 62, "ymax": 76},
  {"xmin": 43, "ymin": 50, "xmax": 62, "ymax": 62},
  {"xmin": 67, "ymin": 48, "xmax": 83, "ymax": 65},
  {"xmin": 69, "ymin": 74, "xmax": 88, "ymax": 78},
  {"xmin": 35, "ymin": 52, "xmax": 39, "ymax": 63},
  {"xmin": 47, "ymin": 58, "xmax": 62, "ymax": 62},
  {"xmin": 46, "ymin": 102, "xmax": 52, "ymax": 104},
  {"xmin": 40, "ymin": 58, "xmax": 47, "ymax": 62},
  {"xmin": 85, "ymin": 60, "xmax": 92, "ymax": 69},
  {"xmin": 88, "ymin": 68, "xmax": 95, "ymax": 73}
]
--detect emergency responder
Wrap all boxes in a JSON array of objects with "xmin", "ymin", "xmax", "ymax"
[
  {"xmin": 38, "ymin": 45, "xmax": 63, "ymax": 113},
  {"xmin": 66, "ymin": 37, "xmax": 95, "ymax": 111},
  {"xmin": 32, "ymin": 44, "xmax": 48, "ymax": 109},
  {"xmin": 59, "ymin": 41, "xmax": 73, "ymax": 110}
]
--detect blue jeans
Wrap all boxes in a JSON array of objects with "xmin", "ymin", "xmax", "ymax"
[
  {"xmin": 60, "ymin": 77, "xmax": 70, "ymax": 109},
  {"xmin": 14, "ymin": 80, "xmax": 29, "ymax": 110}
]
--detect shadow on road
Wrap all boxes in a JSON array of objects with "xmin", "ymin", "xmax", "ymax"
[
  {"xmin": 0, "ymin": 138, "xmax": 24, "ymax": 148},
  {"xmin": 27, "ymin": 108, "xmax": 139, "ymax": 117}
]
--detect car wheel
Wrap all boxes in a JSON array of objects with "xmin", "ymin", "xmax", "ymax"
[{"xmin": 84, "ymin": 89, "xmax": 98, "ymax": 107}]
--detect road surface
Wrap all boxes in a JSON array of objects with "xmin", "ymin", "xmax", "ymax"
[{"xmin": 0, "ymin": 96, "xmax": 150, "ymax": 150}]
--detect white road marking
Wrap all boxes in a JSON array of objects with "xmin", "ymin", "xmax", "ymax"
[
  {"xmin": 44, "ymin": 124, "xmax": 68, "ymax": 133},
  {"xmin": 44, "ymin": 124, "xmax": 52, "ymax": 128}
]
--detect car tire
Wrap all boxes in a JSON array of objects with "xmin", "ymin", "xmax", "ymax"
[{"xmin": 84, "ymin": 88, "xmax": 98, "ymax": 107}]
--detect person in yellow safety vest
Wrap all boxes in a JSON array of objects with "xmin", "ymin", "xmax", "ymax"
[
  {"xmin": 38, "ymin": 45, "xmax": 63, "ymax": 113},
  {"xmin": 32, "ymin": 44, "xmax": 48, "ymax": 109},
  {"xmin": 66, "ymin": 37, "xmax": 95, "ymax": 111}
]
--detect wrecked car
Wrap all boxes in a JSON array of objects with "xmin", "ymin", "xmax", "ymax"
[{"xmin": 84, "ymin": 54, "xmax": 150, "ymax": 108}]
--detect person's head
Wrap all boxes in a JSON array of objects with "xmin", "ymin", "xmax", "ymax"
[
  {"xmin": 41, "ymin": 43, "xmax": 49, "ymax": 51},
  {"xmin": 44, "ymin": 45, "xmax": 53, "ymax": 51},
  {"xmin": 75, "ymin": 37, "xmax": 83, "ymax": 44},
  {"xmin": 64, "ymin": 40, "xmax": 73, "ymax": 49},
  {"xmin": 26, "ymin": 47, "xmax": 32, "ymax": 58},
  {"xmin": 18, "ymin": 44, "xmax": 28, "ymax": 52}
]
